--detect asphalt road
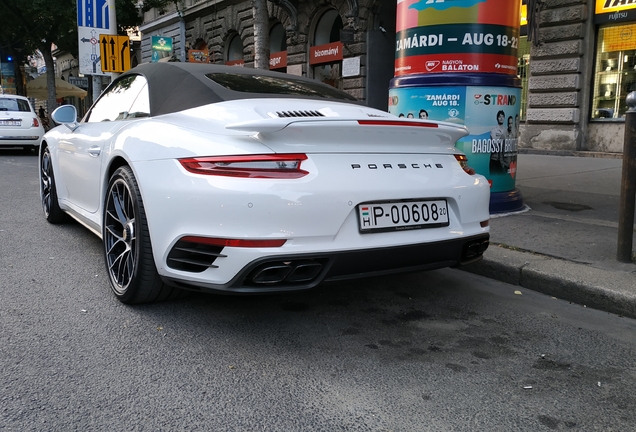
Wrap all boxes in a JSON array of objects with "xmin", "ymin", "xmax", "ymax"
[{"xmin": 2, "ymin": 150, "xmax": 636, "ymax": 431}]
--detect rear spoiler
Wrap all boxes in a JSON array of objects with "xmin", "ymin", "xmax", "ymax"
[{"xmin": 225, "ymin": 118, "xmax": 453, "ymax": 134}]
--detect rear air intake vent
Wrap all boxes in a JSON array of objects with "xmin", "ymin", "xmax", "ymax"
[
  {"xmin": 167, "ymin": 239, "xmax": 226, "ymax": 273},
  {"xmin": 275, "ymin": 110, "xmax": 325, "ymax": 118}
]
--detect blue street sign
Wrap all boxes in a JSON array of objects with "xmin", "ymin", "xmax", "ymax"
[{"xmin": 77, "ymin": 0, "xmax": 109, "ymax": 29}]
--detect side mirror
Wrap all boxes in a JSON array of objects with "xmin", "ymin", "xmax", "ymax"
[{"xmin": 51, "ymin": 105, "xmax": 79, "ymax": 131}]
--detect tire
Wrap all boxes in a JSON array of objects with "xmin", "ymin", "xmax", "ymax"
[
  {"xmin": 40, "ymin": 146, "xmax": 66, "ymax": 224},
  {"xmin": 103, "ymin": 166, "xmax": 182, "ymax": 304}
]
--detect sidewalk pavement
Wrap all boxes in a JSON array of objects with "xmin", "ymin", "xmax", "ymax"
[{"xmin": 461, "ymin": 151, "xmax": 636, "ymax": 319}]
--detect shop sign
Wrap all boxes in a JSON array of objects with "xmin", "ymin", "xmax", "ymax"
[
  {"xmin": 602, "ymin": 23, "xmax": 636, "ymax": 51},
  {"xmin": 151, "ymin": 36, "xmax": 173, "ymax": 62},
  {"xmin": 309, "ymin": 42, "xmax": 343, "ymax": 65},
  {"xmin": 68, "ymin": 76, "xmax": 89, "ymax": 89},
  {"xmin": 188, "ymin": 49, "xmax": 210, "ymax": 63},
  {"xmin": 596, "ymin": 0, "xmax": 636, "ymax": 14},
  {"xmin": 520, "ymin": 2, "xmax": 528, "ymax": 36},
  {"xmin": 395, "ymin": 0, "xmax": 520, "ymax": 77},
  {"xmin": 269, "ymin": 51, "xmax": 287, "ymax": 69},
  {"xmin": 225, "ymin": 59, "xmax": 245, "ymax": 66},
  {"xmin": 520, "ymin": 3, "xmax": 527, "ymax": 27},
  {"xmin": 595, "ymin": 0, "xmax": 636, "ymax": 23}
]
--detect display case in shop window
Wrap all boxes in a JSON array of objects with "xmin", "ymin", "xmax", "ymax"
[{"xmin": 593, "ymin": 51, "xmax": 636, "ymax": 119}]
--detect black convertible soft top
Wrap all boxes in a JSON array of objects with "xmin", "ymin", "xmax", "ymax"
[{"xmin": 117, "ymin": 62, "xmax": 357, "ymax": 117}]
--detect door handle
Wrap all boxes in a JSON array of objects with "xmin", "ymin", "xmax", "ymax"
[{"xmin": 87, "ymin": 146, "xmax": 101, "ymax": 157}]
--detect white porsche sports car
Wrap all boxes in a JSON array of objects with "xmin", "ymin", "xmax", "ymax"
[{"xmin": 40, "ymin": 62, "xmax": 490, "ymax": 304}]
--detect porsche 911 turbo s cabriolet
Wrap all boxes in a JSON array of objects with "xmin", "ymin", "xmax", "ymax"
[{"xmin": 39, "ymin": 62, "xmax": 490, "ymax": 304}]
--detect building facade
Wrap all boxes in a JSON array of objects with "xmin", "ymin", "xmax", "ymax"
[
  {"xmin": 138, "ymin": 0, "xmax": 634, "ymax": 154},
  {"xmin": 139, "ymin": 0, "xmax": 396, "ymax": 111},
  {"xmin": 522, "ymin": 0, "xmax": 636, "ymax": 154}
]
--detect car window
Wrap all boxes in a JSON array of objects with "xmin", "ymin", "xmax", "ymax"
[
  {"xmin": 0, "ymin": 98, "xmax": 32, "ymax": 112},
  {"xmin": 86, "ymin": 75, "xmax": 148, "ymax": 122},
  {"xmin": 126, "ymin": 83, "xmax": 150, "ymax": 119},
  {"xmin": 204, "ymin": 73, "xmax": 357, "ymax": 101}
]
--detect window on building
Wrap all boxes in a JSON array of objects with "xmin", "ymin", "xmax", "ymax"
[
  {"xmin": 313, "ymin": 9, "xmax": 343, "ymax": 88},
  {"xmin": 270, "ymin": 23, "xmax": 287, "ymax": 53},
  {"xmin": 592, "ymin": 23, "xmax": 636, "ymax": 120},
  {"xmin": 269, "ymin": 23, "xmax": 287, "ymax": 71},
  {"xmin": 227, "ymin": 34, "xmax": 243, "ymax": 63}
]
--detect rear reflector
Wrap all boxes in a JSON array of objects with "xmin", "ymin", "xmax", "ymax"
[
  {"xmin": 480, "ymin": 220, "xmax": 489, "ymax": 228},
  {"xmin": 179, "ymin": 236, "xmax": 286, "ymax": 248},
  {"xmin": 357, "ymin": 120, "xmax": 438, "ymax": 128},
  {"xmin": 179, "ymin": 154, "xmax": 308, "ymax": 179}
]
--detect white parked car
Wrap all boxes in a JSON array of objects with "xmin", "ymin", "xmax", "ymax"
[
  {"xmin": 0, "ymin": 94, "xmax": 45, "ymax": 151},
  {"xmin": 39, "ymin": 62, "xmax": 490, "ymax": 304}
]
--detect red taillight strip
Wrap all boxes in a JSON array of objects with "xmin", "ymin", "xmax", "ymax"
[
  {"xmin": 179, "ymin": 154, "xmax": 309, "ymax": 179},
  {"xmin": 357, "ymin": 120, "xmax": 438, "ymax": 128},
  {"xmin": 180, "ymin": 236, "xmax": 287, "ymax": 248},
  {"xmin": 454, "ymin": 154, "xmax": 476, "ymax": 175}
]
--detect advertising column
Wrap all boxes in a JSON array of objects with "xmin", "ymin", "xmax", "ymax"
[{"xmin": 389, "ymin": 0, "xmax": 523, "ymax": 213}]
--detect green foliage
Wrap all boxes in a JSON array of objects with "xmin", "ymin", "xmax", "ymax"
[
  {"xmin": 0, "ymin": 0, "xmax": 152, "ymax": 58},
  {"xmin": 0, "ymin": 0, "xmax": 152, "ymax": 98}
]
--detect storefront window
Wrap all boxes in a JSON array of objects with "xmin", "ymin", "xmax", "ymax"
[{"xmin": 592, "ymin": 23, "xmax": 636, "ymax": 120}]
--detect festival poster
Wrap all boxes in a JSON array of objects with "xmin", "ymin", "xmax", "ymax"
[
  {"xmin": 395, "ymin": 0, "xmax": 520, "ymax": 76},
  {"xmin": 456, "ymin": 86, "xmax": 521, "ymax": 193},
  {"xmin": 389, "ymin": 84, "xmax": 520, "ymax": 193},
  {"xmin": 388, "ymin": 86, "xmax": 465, "ymax": 124}
]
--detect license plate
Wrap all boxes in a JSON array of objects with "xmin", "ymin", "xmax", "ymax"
[
  {"xmin": 358, "ymin": 199, "xmax": 449, "ymax": 232},
  {"xmin": 0, "ymin": 120, "xmax": 21, "ymax": 126}
]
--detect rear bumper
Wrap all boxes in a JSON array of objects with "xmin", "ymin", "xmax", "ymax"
[
  {"xmin": 163, "ymin": 234, "xmax": 490, "ymax": 293},
  {"xmin": 0, "ymin": 135, "xmax": 41, "ymax": 146}
]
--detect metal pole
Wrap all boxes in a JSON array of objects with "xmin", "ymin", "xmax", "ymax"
[
  {"xmin": 178, "ymin": 6, "xmax": 186, "ymax": 63},
  {"xmin": 109, "ymin": 0, "xmax": 120, "ymax": 79},
  {"xmin": 617, "ymin": 91, "xmax": 636, "ymax": 262}
]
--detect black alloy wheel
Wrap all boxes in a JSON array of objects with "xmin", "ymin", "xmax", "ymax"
[
  {"xmin": 40, "ymin": 146, "xmax": 66, "ymax": 223},
  {"xmin": 103, "ymin": 166, "xmax": 181, "ymax": 304}
]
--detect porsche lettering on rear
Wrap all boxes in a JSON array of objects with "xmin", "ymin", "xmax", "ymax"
[{"xmin": 351, "ymin": 163, "xmax": 444, "ymax": 169}]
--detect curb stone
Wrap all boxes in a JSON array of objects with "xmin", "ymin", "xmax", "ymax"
[{"xmin": 460, "ymin": 245, "xmax": 636, "ymax": 320}]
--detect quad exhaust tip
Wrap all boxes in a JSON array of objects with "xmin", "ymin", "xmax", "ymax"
[{"xmin": 249, "ymin": 260, "xmax": 324, "ymax": 285}]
